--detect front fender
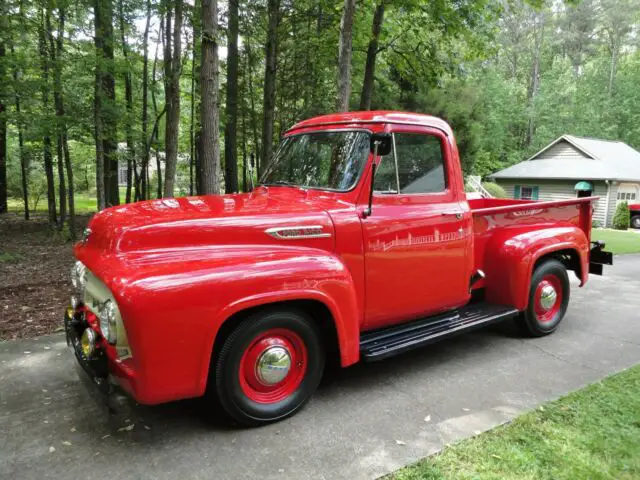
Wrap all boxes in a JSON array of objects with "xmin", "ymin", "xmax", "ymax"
[
  {"xmin": 483, "ymin": 226, "xmax": 589, "ymax": 310},
  {"xmin": 98, "ymin": 245, "xmax": 361, "ymax": 402}
]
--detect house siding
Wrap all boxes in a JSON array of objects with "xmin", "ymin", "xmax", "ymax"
[
  {"xmin": 495, "ymin": 179, "xmax": 609, "ymax": 227},
  {"xmin": 535, "ymin": 141, "xmax": 591, "ymax": 161}
]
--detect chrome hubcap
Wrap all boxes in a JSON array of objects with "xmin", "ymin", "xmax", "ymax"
[
  {"xmin": 539, "ymin": 284, "xmax": 557, "ymax": 310},
  {"xmin": 256, "ymin": 346, "xmax": 292, "ymax": 385}
]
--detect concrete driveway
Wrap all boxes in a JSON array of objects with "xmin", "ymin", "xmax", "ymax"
[{"xmin": 2, "ymin": 256, "xmax": 640, "ymax": 479}]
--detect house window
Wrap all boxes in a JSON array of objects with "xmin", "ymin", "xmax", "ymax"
[
  {"xmin": 521, "ymin": 186, "xmax": 534, "ymax": 200},
  {"xmin": 514, "ymin": 185, "xmax": 539, "ymax": 200}
]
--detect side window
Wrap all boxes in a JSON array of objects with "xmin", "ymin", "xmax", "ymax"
[
  {"xmin": 394, "ymin": 133, "xmax": 446, "ymax": 194},
  {"xmin": 373, "ymin": 152, "xmax": 397, "ymax": 193}
]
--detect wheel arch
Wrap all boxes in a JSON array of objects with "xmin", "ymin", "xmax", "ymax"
[
  {"xmin": 484, "ymin": 226, "xmax": 589, "ymax": 311},
  {"xmin": 200, "ymin": 294, "xmax": 359, "ymax": 396}
]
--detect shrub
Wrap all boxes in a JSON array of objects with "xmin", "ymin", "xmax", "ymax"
[
  {"xmin": 612, "ymin": 201, "xmax": 630, "ymax": 230},
  {"xmin": 482, "ymin": 182, "xmax": 507, "ymax": 198},
  {"xmin": 592, "ymin": 219, "xmax": 602, "ymax": 229}
]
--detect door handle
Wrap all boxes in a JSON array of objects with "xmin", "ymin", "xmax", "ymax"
[{"xmin": 441, "ymin": 211, "xmax": 463, "ymax": 220}]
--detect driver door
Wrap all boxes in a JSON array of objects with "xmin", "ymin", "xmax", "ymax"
[{"xmin": 361, "ymin": 126, "xmax": 472, "ymax": 330}]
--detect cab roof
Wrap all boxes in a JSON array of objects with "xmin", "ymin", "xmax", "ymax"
[{"xmin": 287, "ymin": 110, "xmax": 452, "ymax": 135}]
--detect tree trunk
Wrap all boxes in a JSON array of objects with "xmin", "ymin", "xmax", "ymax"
[
  {"xmin": 261, "ymin": 0, "xmax": 280, "ymax": 173},
  {"xmin": 151, "ymin": 29, "xmax": 163, "ymax": 199},
  {"xmin": 39, "ymin": 5, "xmax": 57, "ymax": 226},
  {"xmin": 336, "ymin": 0, "xmax": 356, "ymax": 112},
  {"xmin": 140, "ymin": 0, "xmax": 151, "ymax": 201},
  {"xmin": 48, "ymin": 8, "xmax": 66, "ymax": 227},
  {"xmin": 189, "ymin": 37, "xmax": 196, "ymax": 196},
  {"xmin": 0, "ymin": 39, "xmax": 6, "ymax": 214},
  {"xmin": 52, "ymin": 7, "xmax": 74, "ymax": 236},
  {"xmin": 359, "ymin": 2, "xmax": 384, "ymax": 111},
  {"xmin": 163, "ymin": 0, "xmax": 183, "ymax": 198},
  {"xmin": 224, "ymin": 0, "xmax": 239, "ymax": 194},
  {"xmin": 246, "ymin": 41, "xmax": 260, "ymax": 176},
  {"xmin": 94, "ymin": 0, "xmax": 119, "ymax": 208},
  {"xmin": 241, "ymin": 53, "xmax": 248, "ymax": 192},
  {"xmin": 12, "ymin": 43, "xmax": 29, "ymax": 220},
  {"xmin": 193, "ymin": 0, "xmax": 202, "ymax": 194},
  {"xmin": 199, "ymin": 0, "xmax": 221, "ymax": 194},
  {"xmin": 608, "ymin": 33, "xmax": 618, "ymax": 97},
  {"xmin": 526, "ymin": 11, "xmax": 545, "ymax": 147},
  {"xmin": 118, "ymin": 0, "xmax": 135, "ymax": 203}
]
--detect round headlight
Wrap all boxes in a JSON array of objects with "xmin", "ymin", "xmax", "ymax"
[
  {"xmin": 71, "ymin": 261, "xmax": 87, "ymax": 293},
  {"xmin": 100, "ymin": 299, "xmax": 118, "ymax": 345}
]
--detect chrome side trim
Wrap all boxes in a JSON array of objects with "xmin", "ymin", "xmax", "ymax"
[{"xmin": 265, "ymin": 225, "xmax": 332, "ymax": 240}]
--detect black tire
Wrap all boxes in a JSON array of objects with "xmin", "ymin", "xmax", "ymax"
[
  {"xmin": 631, "ymin": 215, "xmax": 640, "ymax": 229},
  {"xmin": 515, "ymin": 258, "xmax": 570, "ymax": 337},
  {"xmin": 214, "ymin": 308, "xmax": 325, "ymax": 427}
]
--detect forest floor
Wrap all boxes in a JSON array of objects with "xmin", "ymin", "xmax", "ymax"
[{"xmin": 0, "ymin": 213, "xmax": 90, "ymax": 340}]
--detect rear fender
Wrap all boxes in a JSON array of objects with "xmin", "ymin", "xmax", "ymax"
[{"xmin": 483, "ymin": 226, "xmax": 589, "ymax": 310}]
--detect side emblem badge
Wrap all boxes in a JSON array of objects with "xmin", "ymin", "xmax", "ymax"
[{"xmin": 265, "ymin": 225, "xmax": 332, "ymax": 240}]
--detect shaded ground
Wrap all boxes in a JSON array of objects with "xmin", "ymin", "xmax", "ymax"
[
  {"xmin": 0, "ymin": 213, "xmax": 90, "ymax": 340},
  {"xmin": 1, "ymin": 257, "xmax": 639, "ymax": 479}
]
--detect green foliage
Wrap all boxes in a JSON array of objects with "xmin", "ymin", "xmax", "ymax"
[
  {"xmin": 612, "ymin": 201, "xmax": 631, "ymax": 230},
  {"xmin": 2, "ymin": 0, "xmax": 640, "ymax": 214},
  {"xmin": 592, "ymin": 228, "xmax": 640, "ymax": 255},
  {"xmin": 481, "ymin": 182, "xmax": 506, "ymax": 198}
]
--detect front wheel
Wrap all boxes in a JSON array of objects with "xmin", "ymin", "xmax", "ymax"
[
  {"xmin": 515, "ymin": 258, "xmax": 570, "ymax": 337},
  {"xmin": 631, "ymin": 215, "xmax": 640, "ymax": 229},
  {"xmin": 214, "ymin": 308, "xmax": 325, "ymax": 427}
]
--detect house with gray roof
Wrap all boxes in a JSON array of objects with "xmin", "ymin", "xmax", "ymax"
[{"xmin": 489, "ymin": 135, "xmax": 640, "ymax": 227}]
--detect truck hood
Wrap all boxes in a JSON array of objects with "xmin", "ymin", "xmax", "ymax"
[{"xmin": 80, "ymin": 187, "xmax": 342, "ymax": 255}]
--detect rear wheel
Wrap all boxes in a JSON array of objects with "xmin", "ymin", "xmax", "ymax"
[
  {"xmin": 516, "ymin": 258, "xmax": 570, "ymax": 337},
  {"xmin": 631, "ymin": 215, "xmax": 640, "ymax": 229},
  {"xmin": 214, "ymin": 308, "xmax": 325, "ymax": 427}
]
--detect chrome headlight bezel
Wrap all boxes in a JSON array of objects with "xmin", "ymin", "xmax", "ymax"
[
  {"xmin": 71, "ymin": 261, "xmax": 87, "ymax": 295},
  {"xmin": 99, "ymin": 299, "xmax": 118, "ymax": 345}
]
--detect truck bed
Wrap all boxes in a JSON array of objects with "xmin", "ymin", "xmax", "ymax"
[{"xmin": 468, "ymin": 196, "xmax": 597, "ymax": 288}]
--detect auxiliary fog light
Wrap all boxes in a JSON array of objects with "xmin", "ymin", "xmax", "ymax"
[{"xmin": 80, "ymin": 328, "xmax": 97, "ymax": 358}]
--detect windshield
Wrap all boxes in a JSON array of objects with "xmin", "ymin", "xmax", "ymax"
[{"xmin": 260, "ymin": 130, "xmax": 371, "ymax": 191}]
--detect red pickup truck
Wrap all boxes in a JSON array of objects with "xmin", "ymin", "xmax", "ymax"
[
  {"xmin": 630, "ymin": 203, "xmax": 640, "ymax": 229},
  {"xmin": 64, "ymin": 111, "xmax": 612, "ymax": 426}
]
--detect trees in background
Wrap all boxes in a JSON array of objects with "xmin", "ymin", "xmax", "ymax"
[
  {"xmin": 1, "ymin": 0, "xmax": 640, "ymax": 230},
  {"xmin": 199, "ymin": 0, "xmax": 221, "ymax": 194},
  {"xmin": 260, "ymin": 0, "xmax": 280, "ymax": 175}
]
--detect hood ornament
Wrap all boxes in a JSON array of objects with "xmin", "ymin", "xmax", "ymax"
[{"xmin": 265, "ymin": 225, "xmax": 331, "ymax": 240}]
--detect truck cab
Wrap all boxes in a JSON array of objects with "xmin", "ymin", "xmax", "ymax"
[{"xmin": 64, "ymin": 111, "xmax": 611, "ymax": 426}]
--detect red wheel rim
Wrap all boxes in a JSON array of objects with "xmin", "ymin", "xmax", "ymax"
[
  {"xmin": 534, "ymin": 274, "xmax": 563, "ymax": 324},
  {"xmin": 238, "ymin": 328, "xmax": 308, "ymax": 404}
]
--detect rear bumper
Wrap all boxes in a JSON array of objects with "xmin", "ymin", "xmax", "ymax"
[
  {"xmin": 64, "ymin": 308, "xmax": 132, "ymax": 413},
  {"xmin": 589, "ymin": 241, "xmax": 613, "ymax": 275}
]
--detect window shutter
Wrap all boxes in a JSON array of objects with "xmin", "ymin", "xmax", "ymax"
[
  {"xmin": 533, "ymin": 186, "xmax": 539, "ymax": 200},
  {"xmin": 514, "ymin": 185, "xmax": 521, "ymax": 199}
]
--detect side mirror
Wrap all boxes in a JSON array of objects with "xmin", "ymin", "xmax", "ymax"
[
  {"xmin": 363, "ymin": 133, "xmax": 391, "ymax": 218},
  {"xmin": 370, "ymin": 133, "xmax": 392, "ymax": 156}
]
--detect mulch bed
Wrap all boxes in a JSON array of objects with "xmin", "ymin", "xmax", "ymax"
[{"xmin": 0, "ymin": 213, "xmax": 91, "ymax": 340}]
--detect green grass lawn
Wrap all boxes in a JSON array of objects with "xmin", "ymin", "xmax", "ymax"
[
  {"xmin": 592, "ymin": 228, "xmax": 640, "ymax": 255},
  {"xmin": 393, "ymin": 365, "xmax": 640, "ymax": 480}
]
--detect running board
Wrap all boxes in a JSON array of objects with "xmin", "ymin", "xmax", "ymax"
[{"xmin": 360, "ymin": 303, "xmax": 519, "ymax": 362}]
